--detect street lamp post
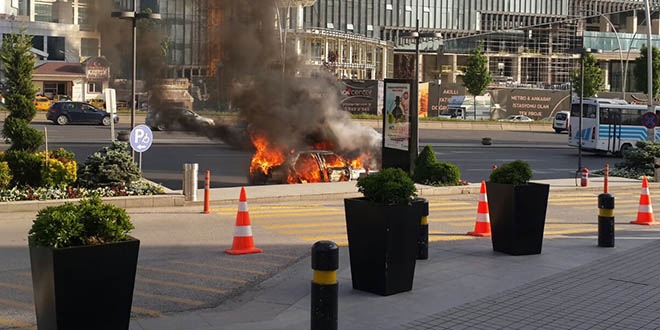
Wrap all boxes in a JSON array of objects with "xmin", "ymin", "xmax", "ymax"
[
  {"xmin": 402, "ymin": 19, "xmax": 442, "ymax": 174},
  {"xmin": 571, "ymin": 47, "xmax": 602, "ymax": 177},
  {"xmin": 644, "ymin": 0, "xmax": 655, "ymax": 142},
  {"xmin": 112, "ymin": 0, "xmax": 161, "ymax": 131}
]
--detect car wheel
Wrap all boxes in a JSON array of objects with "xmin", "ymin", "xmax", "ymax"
[
  {"xmin": 554, "ymin": 128, "xmax": 562, "ymax": 134},
  {"xmin": 102, "ymin": 116, "xmax": 111, "ymax": 126},
  {"xmin": 56, "ymin": 115, "xmax": 68, "ymax": 125},
  {"xmin": 156, "ymin": 124, "xmax": 166, "ymax": 131}
]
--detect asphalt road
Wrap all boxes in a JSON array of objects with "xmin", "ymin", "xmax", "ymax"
[{"xmin": 0, "ymin": 119, "xmax": 618, "ymax": 190}]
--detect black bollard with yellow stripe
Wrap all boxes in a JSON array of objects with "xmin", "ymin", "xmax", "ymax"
[
  {"xmin": 417, "ymin": 199, "xmax": 430, "ymax": 259},
  {"xmin": 598, "ymin": 193, "xmax": 615, "ymax": 248},
  {"xmin": 311, "ymin": 240, "xmax": 338, "ymax": 330}
]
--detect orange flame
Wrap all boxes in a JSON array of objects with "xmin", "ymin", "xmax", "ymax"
[
  {"xmin": 287, "ymin": 153, "xmax": 323, "ymax": 183},
  {"xmin": 250, "ymin": 135, "xmax": 285, "ymax": 176}
]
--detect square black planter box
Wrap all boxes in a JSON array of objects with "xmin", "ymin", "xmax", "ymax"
[
  {"xmin": 29, "ymin": 238, "xmax": 140, "ymax": 330},
  {"xmin": 486, "ymin": 182, "xmax": 549, "ymax": 256},
  {"xmin": 344, "ymin": 197, "xmax": 427, "ymax": 296}
]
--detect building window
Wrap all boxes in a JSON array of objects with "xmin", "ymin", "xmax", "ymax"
[
  {"xmin": 347, "ymin": 23, "xmax": 354, "ymax": 30},
  {"xmin": 31, "ymin": 35, "xmax": 45, "ymax": 51},
  {"xmin": 81, "ymin": 38, "xmax": 98, "ymax": 58},
  {"xmin": 47, "ymin": 36, "xmax": 65, "ymax": 61},
  {"xmin": 88, "ymin": 82, "xmax": 102, "ymax": 93},
  {"xmin": 35, "ymin": 2, "xmax": 53, "ymax": 22}
]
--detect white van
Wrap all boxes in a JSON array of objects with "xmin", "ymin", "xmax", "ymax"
[{"xmin": 552, "ymin": 111, "xmax": 570, "ymax": 133}]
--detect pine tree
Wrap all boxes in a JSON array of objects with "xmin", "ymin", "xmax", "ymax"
[{"xmin": 1, "ymin": 32, "xmax": 44, "ymax": 152}]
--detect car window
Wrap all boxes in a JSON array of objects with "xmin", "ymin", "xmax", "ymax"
[
  {"xmin": 64, "ymin": 103, "xmax": 76, "ymax": 111},
  {"xmin": 82, "ymin": 104, "xmax": 96, "ymax": 111},
  {"xmin": 321, "ymin": 153, "xmax": 346, "ymax": 167}
]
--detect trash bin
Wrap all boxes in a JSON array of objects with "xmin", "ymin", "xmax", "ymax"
[{"xmin": 183, "ymin": 163, "xmax": 199, "ymax": 201}]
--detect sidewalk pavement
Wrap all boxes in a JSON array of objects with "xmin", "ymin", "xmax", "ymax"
[
  {"xmin": 120, "ymin": 176, "xmax": 659, "ymax": 330},
  {"xmin": 4, "ymin": 176, "xmax": 660, "ymax": 330}
]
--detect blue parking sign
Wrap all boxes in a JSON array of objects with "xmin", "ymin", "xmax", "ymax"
[{"xmin": 130, "ymin": 125, "xmax": 153, "ymax": 152}]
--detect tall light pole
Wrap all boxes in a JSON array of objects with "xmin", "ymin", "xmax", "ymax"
[
  {"xmin": 112, "ymin": 0, "xmax": 161, "ymax": 131},
  {"xmin": 570, "ymin": 47, "xmax": 602, "ymax": 176},
  {"xmin": 644, "ymin": 0, "xmax": 655, "ymax": 142},
  {"xmin": 402, "ymin": 19, "xmax": 442, "ymax": 174}
]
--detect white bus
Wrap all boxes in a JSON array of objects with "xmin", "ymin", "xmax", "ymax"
[{"xmin": 568, "ymin": 98, "xmax": 660, "ymax": 155}]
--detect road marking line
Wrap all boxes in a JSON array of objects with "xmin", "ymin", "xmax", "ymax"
[
  {"xmin": 136, "ymin": 277, "xmax": 227, "ymax": 294},
  {"xmin": 0, "ymin": 298, "xmax": 32, "ymax": 310},
  {"xmin": 252, "ymin": 211, "xmax": 342, "ymax": 219},
  {"xmin": 139, "ymin": 266, "xmax": 247, "ymax": 284},
  {"xmin": 169, "ymin": 261, "xmax": 267, "ymax": 275},
  {"xmin": 134, "ymin": 291, "xmax": 204, "ymax": 306},
  {"xmin": 0, "ymin": 317, "xmax": 32, "ymax": 328},
  {"xmin": 132, "ymin": 306, "xmax": 162, "ymax": 317},
  {"xmin": 0, "ymin": 282, "xmax": 31, "ymax": 291},
  {"xmin": 281, "ymin": 228, "xmax": 347, "ymax": 235},
  {"xmin": 265, "ymin": 222, "xmax": 344, "ymax": 229},
  {"xmin": 212, "ymin": 204, "xmax": 324, "ymax": 211}
]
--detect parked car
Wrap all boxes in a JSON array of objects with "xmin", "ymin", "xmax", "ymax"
[
  {"xmin": 145, "ymin": 107, "xmax": 215, "ymax": 131},
  {"xmin": 86, "ymin": 98, "xmax": 106, "ymax": 109},
  {"xmin": 35, "ymin": 96, "xmax": 51, "ymax": 111},
  {"xmin": 498, "ymin": 115, "xmax": 534, "ymax": 122},
  {"xmin": 249, "ymin": 150, "xmax": 353, "ymax": 185},
  {"xmin": 52, "ymin": 94, "xmax": 71, "ymax": 102},
  {"xmin": 552, "ymin": 111, "xmax": 570, "ymax": 133},
  {"xmin": 116, "ymin": 100, "xmax": 129, "ymax": 111},
  {"xmin": 46, "ymin": 101, "xmax": 119, "ymax": 126}
]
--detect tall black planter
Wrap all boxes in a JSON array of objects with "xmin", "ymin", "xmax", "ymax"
[
  {"xmin": 29, "ymin": 238, "xmax": 140, "ymax": 330},
  {"xmin": 486, "ymin": 182, "xmax": 549, "ymax": 256},
  {"xmin": 344, "ymin": 197, "xmax": 427, "ymax": 296}
]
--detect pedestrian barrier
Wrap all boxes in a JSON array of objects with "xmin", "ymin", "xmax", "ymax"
[
  {"xmin": 468, "ymin": 181, "xmax": 491, "ymax": 237},
  {"xmin": 630, "ymin": 176, "xmax": 656, "ymax": 225},
  {"xmin": 226, "ymin": 187, "xmax": 263, "ymax": 255},
  {"xmin": 311, "ymin": 241, "xmax": 338, "ymax": 330},
  {"xmin": 417, "ymin": 199, "xmax": 430, "ymax": 260},
  {"xmin": 202, "ymin": 169, "xmax": 211, "ymax": 214},
  {"xmin": 598, "ymin": 193, "xmax": 615, "ymax": 247}
]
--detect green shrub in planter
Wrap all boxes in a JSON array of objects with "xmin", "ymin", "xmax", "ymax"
[
  {"xmin": 489, "ymin": 160, "xmax": 532, "ymax": 185},
  {"xmin": 356, "ymin": 167, "xmax": 417, "ymax": 205},
  {"xmin": 28, "ymin": 197, "xmax": 138, "ymax": 330},
  {"xmin": 4, "ymin": 150, "xmax": 43, "ymax": 187},
  {"xmin": 78, "ymin": 141, "xmax": 141, "ymax": 188},
  {"xmin": 426, "ymin": 162, "xmax": 461, "ymax": 186},
  {"xmin": 0, "ymin": 161, "xmax": 12, "ymax": 189},
  {"xmin": 29, "ymin": 197, "xmax": 134, "ymax": 248}
]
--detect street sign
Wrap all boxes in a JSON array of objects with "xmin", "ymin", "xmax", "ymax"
[
  {"xmin": 129, "ymin": 125, "xmax": 153, "ymax": 153},
  {"xmin": 642, "ymin": 112, "xmax": 658, "ymax": 129}
]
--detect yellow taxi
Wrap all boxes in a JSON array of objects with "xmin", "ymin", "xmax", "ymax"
[
  {"xmin": 86, "ymin": 98, "xmax": 106, "ymax": 109},
  {"xmin": 35, "ymin": 96, "xmax": 52, "ymax": 111}
]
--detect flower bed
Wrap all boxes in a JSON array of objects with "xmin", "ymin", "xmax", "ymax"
[{"xmin": 0, "ymin": 180, "xmax": 164, "ymax": 202}]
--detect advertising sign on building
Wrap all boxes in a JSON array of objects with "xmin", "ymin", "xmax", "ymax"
[
  {"xmin": 84, "ymin": 57, "xmax": 110, "ymax": 81},
  {"xmin": 339, "ymin": 80, "xmax": 380, "ymax": 115},
  {"xmin": 383, "ymin": 81, "xmax": 411, "ymax": 151}
]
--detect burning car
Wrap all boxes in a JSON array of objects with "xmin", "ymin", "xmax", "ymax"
[{"xmin": 250, "ymin": 149, "xmax": 353, "ymax": 184}]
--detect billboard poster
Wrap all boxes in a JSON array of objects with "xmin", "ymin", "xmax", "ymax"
[
  {"xmin": 340, "ymin": 80, "xmax": 379, "ymax": 115},
  {"xmin": 383, "ymin": 81, "xmax": 411, "ymax": 151}
]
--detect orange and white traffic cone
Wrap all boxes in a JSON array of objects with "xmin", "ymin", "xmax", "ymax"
[
  {"xmin": 631, "ymin": 176, "xmax": 657, "ymax": 225},
  {"xmin": 226, "ymin": 187, "xmax": 263, "ymax": 255},
  {"xmin": 468, "ymin": 181, "xmax": 491, "ymax": 237}
]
